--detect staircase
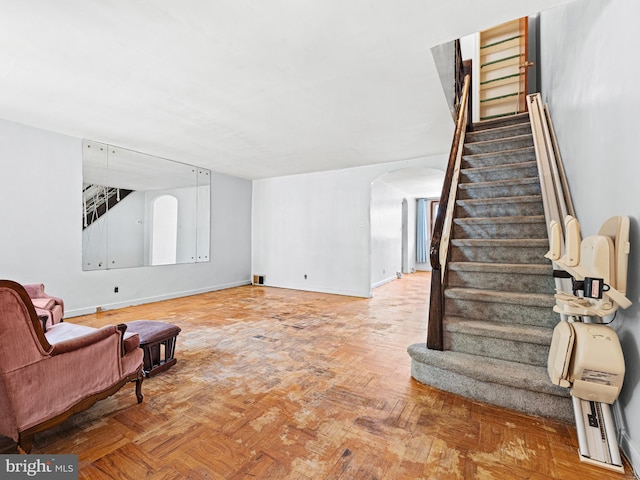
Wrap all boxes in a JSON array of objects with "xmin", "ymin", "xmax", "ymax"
[
  {"xmin": 83, "ymin": 184, "xmax": 133, "ymax": 229},
  {"xmin": 408, "ymin": 112, "xmax": 573, "ymax": 422}
]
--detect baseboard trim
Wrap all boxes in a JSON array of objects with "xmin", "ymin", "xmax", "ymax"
[
  {"xmin": 260, "ymin": 282, "xmax": 372, "ymax": 299},
  {"xmin": 371, "ymin": 275, "xmax": 398, "ymax": 289},
  {"xmin": 66, "ymin": 280, "xmax": 252, "ymax": 317},
  {"xmin": 619, "ymin": 431, "xmax": 640, "ymax": 479}
]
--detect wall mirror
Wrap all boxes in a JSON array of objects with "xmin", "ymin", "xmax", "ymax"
[{"xmin": 82, "ymin": 140, "xmax": 211, "ymax": 270}]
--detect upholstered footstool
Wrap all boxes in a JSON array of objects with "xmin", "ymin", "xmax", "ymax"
[{"xmin": 125, "ymin": 320, "xmax": 181, "ymax": 377}]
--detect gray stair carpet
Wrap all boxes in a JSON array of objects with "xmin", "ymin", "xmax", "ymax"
[{"xmin": 408, "ymin": 113, "xmax": 572, "ymax": 422}]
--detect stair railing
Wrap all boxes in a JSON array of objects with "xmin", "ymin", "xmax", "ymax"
[{"xmin": 427, "ymin": 73, "xmax": 471, "ymax": 350}]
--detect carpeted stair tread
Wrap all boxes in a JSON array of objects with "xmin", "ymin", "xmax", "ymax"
[
  {"xmin": 458, "ymin": 177, "xmax": 539, "ymax": 190},
  {"xmin": 454, "ymin": 215, "xmax": 545, "ymax": 225},
  {"xmin": 463, "ymin": 147, "xmax": 536, "ymax": 168},
  {"xmin": 447, "ymin": 262, "xmax": 555, "ymax": 294},
  {"xmin": 444, "ymin": 316, "xmax": 553, "ymax": 345},
  {"xmin": 449, "ymin": 261, "xmax": 552, "ymax": 276},
  {"xmin": 407, "ymin": 344, "xmax": 568, "ymax": 398},
  {"xmin": 461, "ymin": 160, "xmax": 537, "ymax": 176},
  {"xmin": 455, "ymin": 195, "xmax": 545, "ymax": 221},
  {"xmin": 444, "ymin": 287, "xmax": 555, "ymax": 308},
  {"xmin": 451, "ymin": 238, "xmax": 548, "ymax": 247},
  {"xmin": 458, "ymin": 178, "xmax": 541, "ymax": 200},
  {"xmin": 465, "ymin": 123, "xmax": 532, "ymax": 143},
  {"xmin": 456, "ymin": 195, "xmax": 542, "ymax": 207},
  {"xmin": 463, "ymin": 134, "xmax": 533, "ymax": 155},
  {"xmin": 470, "ymin": 112, "xmax": 530, "ymax": 131}
]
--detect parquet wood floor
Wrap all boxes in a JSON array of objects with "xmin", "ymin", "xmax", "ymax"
[{"xmin": 1, "ymin": 272, "xmax": 636, "ymax": 479}]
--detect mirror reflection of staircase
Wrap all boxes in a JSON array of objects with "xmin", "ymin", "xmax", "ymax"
[
  {"xmin": 408, "ymin": 112, "xmax": 573, "ymax": 422},
  {"xmin": 82, "ymin": 184, "xmax": 133, "ymax": 229}
]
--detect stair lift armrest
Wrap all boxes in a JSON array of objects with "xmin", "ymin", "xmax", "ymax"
[
  {"xmin": 545, "ymin": 220, "xmax": 562, "ymax": 261},
  {"xmin": 562, "ymin": 215, "xmax": 581, "ymax": 267}
]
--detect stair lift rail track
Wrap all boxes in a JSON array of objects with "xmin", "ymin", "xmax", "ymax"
[{"xmin": 529, "ymin": 94, "xmax": 625, "ymax": 473}]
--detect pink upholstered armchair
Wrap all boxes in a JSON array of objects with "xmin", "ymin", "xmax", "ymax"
[
  {"xmin": 22, "ymin": 283, "xmax": 64, "ymax": 331},
  {"xmin": 0, "ymin": 280, "xmax": 144, "ymax": 453}
]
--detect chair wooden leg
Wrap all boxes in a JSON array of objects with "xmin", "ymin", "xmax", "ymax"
[
  {"xmin": 17, "ymin": 433, "xmax": 33, "ymax": 454},
  {"xmin": 135, "ymin": 370, "xmax": 144, "ymax": 404}
]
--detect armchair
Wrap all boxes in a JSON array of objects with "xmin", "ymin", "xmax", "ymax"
[
  {"xmin": 22, "ymin": 283, "xmax": 64, "ymax": 331},
  {"xmin": 0, "ymin": 280, "xmax": 144, "ymax": 453}
]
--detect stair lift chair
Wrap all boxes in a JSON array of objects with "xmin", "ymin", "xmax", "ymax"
[{"xmin": 546, "ymin": 215, "xmax": 631, "ymax": 472}]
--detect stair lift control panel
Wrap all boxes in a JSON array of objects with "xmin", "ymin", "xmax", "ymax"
[{"xmin": 546, "ymin": 215, "xmax": 631, "ymax": 473}]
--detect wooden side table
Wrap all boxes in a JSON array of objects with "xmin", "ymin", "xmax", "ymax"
[{"xmin": 124, "ymin": 320, "xmax": 181, "ymax": 377}]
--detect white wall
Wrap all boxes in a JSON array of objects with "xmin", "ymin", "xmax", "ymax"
[
  {"xmin": 540, "ymin": 0, "xmax": 640, "ymax": 473},
  {"xmin": 252, "ymin": 155, "xmax": 448, "ymax": 298},
  {"xmin": 0, "ymin": 118, "xmax": 252, "ymax": 316},
  {"xmin": 370, "ymin": 180, "xmax": 404, "ymax": 288}
]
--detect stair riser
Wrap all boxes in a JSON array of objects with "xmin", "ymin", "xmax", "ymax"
[
  {"xmin": 455, "ymin": 201, "xmax": 544, "ymax": 218},
  {"xmin": 444, "ymin": 298, "xmax": 558, "ymax": 328},
  {"xmin": 409, "ymin": 360, "xmax": 573, "ymax": 422},
  {"xmin": 453, "ymin": 222, "xmax": 547, "ymax": 239},
  {"xmin": 450, "ymin": 245, "xmax": 549, "ymax": 263},
  {"xmin": 447, "ymin": 270, "xmax": 556, "ymax": 294},
  {"xmin": 466, "ymin": 124, "xmax": 532, "ymax": 143},
  {"xmin": 462, "ymin": 149, "xmax": 536, "ymax": 168},
  {"xmin": 461, "ymin": 164, "xmax": 538, "ymax": 183},
  {"xmin": 458, "ymin": 183, "xmax": 541, "ymax": 200},
  {"xmin": 443, "ymin": 332, "xmax": 550, "ymax": 367},
  {"xmin": 463, "ymin": 136, "xmax": 533, "ymax": 155}
]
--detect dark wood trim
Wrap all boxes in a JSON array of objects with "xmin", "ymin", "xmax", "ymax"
[
  {"xmin": 427, "ymin": 268, "xmax": 443, "ymax": 350},
  {"xmin": 427, "ymin": 73, "xmax": 471, "ymax": 351}
]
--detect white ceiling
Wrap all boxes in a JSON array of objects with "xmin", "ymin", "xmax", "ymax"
[{"xmin": 0, "ymin": 0, "xmax": 571, "ymax": 181}]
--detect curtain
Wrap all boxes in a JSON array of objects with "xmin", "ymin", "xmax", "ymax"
[{"xmin": 416, "ymin": 198, "xmax": 428, "ymax": 263}]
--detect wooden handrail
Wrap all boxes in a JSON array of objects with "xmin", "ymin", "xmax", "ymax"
[{"xmin": 427, "ymin": 73, "xmax": 471, "ymax": 350}]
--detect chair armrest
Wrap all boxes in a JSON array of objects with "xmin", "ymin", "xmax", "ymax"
[
  {"xmin": 22, "ymin": 284, "xmax": 64, "ymax": 312},
  {"xmin": 117, "ymin": 324, "xmax": 128, "ymax": 357},
  {"xmin": 22, "ymin": 284, "xmax": 45, "ymax": 298},
  {"xmin": 49, "ymin": 325, "xmax": 119, "ymax": 356}
]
